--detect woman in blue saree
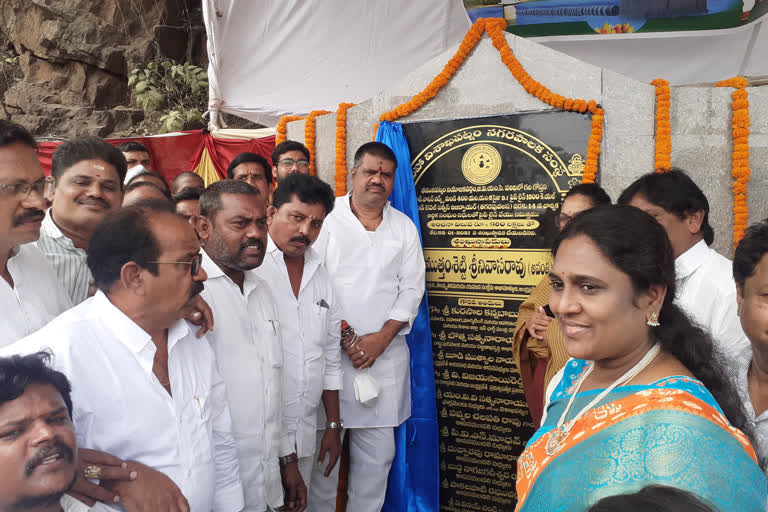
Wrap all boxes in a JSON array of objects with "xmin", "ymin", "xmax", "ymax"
[{"xmin": 515, "ymin": 206, "xmax": 766, "ymax": 512}]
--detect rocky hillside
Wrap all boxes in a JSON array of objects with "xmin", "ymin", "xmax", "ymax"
[{"xmin": 0, "ymin": 0, "xmax": 207, "ymax": 138}]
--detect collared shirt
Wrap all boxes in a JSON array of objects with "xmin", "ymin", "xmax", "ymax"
[
  {"xmin": 1, "ymin": 292, "xmax": 244, "ymax": 512},
  {"xmin": 731, "ymin": 344, "xmax": 768, "ymax": 480},
  {"xmin": 1, "ymin": 243, "xmax": 72, "ymax": 347},
  {"xmin": 254, "ymin": 237, "xmax": 342, "ymax": 458},
  {"xmin": 200, "ymin": 250, "xmax": 292, "ymax": 511},
  {"xmin": 675, "ymin": 239, "xmax": 750, "ymax": 354},
  {"xmin": 35, "ymin": 210, "xmax": 92, "ymax": 305},
  {"xmin": 314, "ymin": 195, "xmax": 425, "ymax": 428}
]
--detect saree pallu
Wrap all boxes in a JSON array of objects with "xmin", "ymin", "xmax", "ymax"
[{"xmin": 515, "ymin": 359, "xmax": 767, "ymax": 512}]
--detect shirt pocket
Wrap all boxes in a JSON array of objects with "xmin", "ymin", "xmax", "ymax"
[{"xmin": 184, "ymin": 390, "xmax": 214, "ymax": 463}]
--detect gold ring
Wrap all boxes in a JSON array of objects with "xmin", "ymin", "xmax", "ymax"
[
  {"xmin": 360, "ymin": 350, "xmax": 365, "ymax": 357},
  {"xmin": 84, "ymin": 464, "xmax": 102, "ymax": 479}
]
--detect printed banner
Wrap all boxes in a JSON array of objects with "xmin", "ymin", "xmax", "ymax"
[
  {"xmin": 465, "ymin": 1, "xmax": 768, "ymax": 36},
  {"xmin": 402, "ymin": 111, "xmax": 592, "ymax": 511}
]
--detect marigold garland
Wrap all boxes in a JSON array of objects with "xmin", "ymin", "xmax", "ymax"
[
  {"xmin": 377, "ymin": 18, "xmax": 604, "ymax": 183},
  {"xmin": 334, "ymin": 102, "xmax": 356, "ymax": 196},
  {"xmin": 716, "ymin": 76, "xmax": 751, "ymax": 249},
  {"xmin": 275, "ymin": 115, "xmax": 304, "ymax": 145},
  {"xmin": 651, "ymin": 79, "xmax": 671, "ymax": 172},
  {"xmin": 304, "ymin": 110, "xmax": 332, "ymax": 176}
]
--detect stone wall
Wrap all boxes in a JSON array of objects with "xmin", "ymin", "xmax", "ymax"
[
  {"xmin": 286, "ymin": 31, "xmax": 767, "ymax": 257},
  {"xmin": 0, "ymin": 0, "xmax": 207, "ymax": 137}
]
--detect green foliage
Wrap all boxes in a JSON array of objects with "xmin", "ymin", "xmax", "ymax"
[{"xmin": 128, "ymin": 60, "xmax": 208, "ymax": 133}]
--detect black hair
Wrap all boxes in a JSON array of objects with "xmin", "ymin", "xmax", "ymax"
[
  {"xmin": 0, "ymin": 352, "xmax": 73, "ymax": 419},
  {"xmin": 126, "ymin": 170, "xmax": 171, "ymax": 197},
  {"xmin": 199, "ymin": 179, "xmax": 261, "ymax": 219},
  {"xmin": 588, "ymin": 485, "xmax": 715, "ymax": 512},
  {"xmin": 271, "ymin": 140, "xmax": 309, "ymax": 166},
  {"xmin": 226, "ymin": 152, "xmax": 273, "ymax": 185},
  {"xmin": 173, "ymin": 187, "xmax": 202, "ymax": 204},
  {"xmin": 51, "ymin": 136, "xmax": 128, "ymax": 184},
  {"xmin": 0, "ymin": 119, "xmax": 37, "ymax": 150},
  {"xmin": 733, "ymin": 220, "xmax": 768, "ymax": 289},
  {"xmin": 554, "ymin": 205, "xmax": 752, "ymax": 438},
  {"xmin": 87, "ymin": 201, "xmax": 176, "ymax": 292},
  {"xmin": 617, "ymin": 168, "xmax": 714, "ymax": 245},
  {"xmin": 352, "ymin": 142, "xmax": 397, "ymax": 170},
  {"xmin": 171, "ymin": 171, "xmax": 205, "ymax": 195},
  {"xmin": 117, "ymin": 141, "xmax": 150, "ymax": 155},
  {"xmin": 563, "ymin": 183, "xmax": 611, "ymax": 207},
  {"xmin": 271, "ymin": 173, "xmax": 335, "ymax": 215}
]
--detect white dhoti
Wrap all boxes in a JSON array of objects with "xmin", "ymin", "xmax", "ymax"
[{"xmin": 307, "ymin": 427, "xmax": 396, "ymax": 512}]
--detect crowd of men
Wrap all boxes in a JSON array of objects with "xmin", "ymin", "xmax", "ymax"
[
  {"xmin": 0, "ymin": 119, "xmax": 425, "ymax": 512},
  {"xmin": 2, "ymin": 115, "xmax": 768, "ymax": 512}
]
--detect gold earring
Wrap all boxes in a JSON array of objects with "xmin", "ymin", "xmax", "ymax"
[{"xmin": 646, "ymin": 312, "xmax": 660, "ymax": 327}]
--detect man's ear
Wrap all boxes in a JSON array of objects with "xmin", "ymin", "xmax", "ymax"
[
  {"xmin": 195, "ymin": 215, "xmax": 212, "ymax": 243},
  {"xmin": 736, "ymin": 284, "xmax": 744, "ymax": 316},
  {"xmin": 644, "ymin": 283, "xmax": 667, "ymax": 313},
  {"xmin": 120, "ymin": 262, "xmax": 145, "ymax": 296},
  {"xmin": 266, "ymin": 205, "xmax": 277, "ymax": 226},
  {"xmin": 685, "ymin": 210, "xmax": 705, "ymax": 236}
]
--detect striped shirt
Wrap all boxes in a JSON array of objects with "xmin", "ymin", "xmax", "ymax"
[{"xmin": 35, "ymin": 211, "xmax": 92, "ymax": 305}]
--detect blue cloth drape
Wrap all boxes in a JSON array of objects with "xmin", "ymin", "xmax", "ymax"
[{"xmin": 376, "ymin": 121, "xmax": 439, "ymax": 512}]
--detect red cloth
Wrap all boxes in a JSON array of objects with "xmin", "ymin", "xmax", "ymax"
[{"xmin": 37, "ymin": 131, "xmax": 276, "ymax": 185}]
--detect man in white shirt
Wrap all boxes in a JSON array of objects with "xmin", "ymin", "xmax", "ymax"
[
  {"xmin": 731, "ymin": 221, "xmax": 768, "ymax": 481},
  {"xmin": 196, "ymin": 180, "xmax": 305, "ymax": 511},
  {"xmin": 310, "ymin": 142, "xmax": 425, "ymax": 512},
  {"xmin": 619, "ymin": 168, "xmax": 749, "ymax": 354},
  {"xmin": 3, "ymin": 201, "xmax": 245, "ymax": 511},
  {"xmin": 36, "ymin": 137, "xmax": 126, "ymax": 304},
  {"xmin": 0, "ymin": 352, "xmax": 88, "ymax": 512},
  {"xmin": 0, "ymin": 120, "xmax": 71, "ymax": 347},
  {"xmin": 253, "ymin": 173, "xmax": 343, "ymax": 494}
]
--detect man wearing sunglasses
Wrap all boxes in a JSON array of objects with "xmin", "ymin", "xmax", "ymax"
[
  {"xmin": 0, "ymin": 120, "xmax": 71, "ymax": 347},
  {"xmin": 3, "ymin": 200, "xmax": 245, "ymax": 512},
  {"xmin": 271, "ymin": 141, "xmax": 311, "ymax": 184}
]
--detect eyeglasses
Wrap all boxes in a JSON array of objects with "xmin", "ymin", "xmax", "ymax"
[
  {"xmin": 278, "ymin": 158, "xmax": 310, "ymax": 169},
  {"xmin": 555, "ymin": 213, "xmax": 573, "ymax": 228},
  {"xmin": 0, "ymin": 176, "xmax": 56, "ymax": 199},
  {"xmin": 149, "ymin": 253, "xmax": 203, "ymax": 275}
]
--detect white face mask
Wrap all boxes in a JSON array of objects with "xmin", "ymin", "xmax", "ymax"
[{"xmin": 353, "ymin": 372, "xmax": 380, "ymax": 407}]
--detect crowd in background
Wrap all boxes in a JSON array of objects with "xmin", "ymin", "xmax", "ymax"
[{"xmin": 1, "ymin": 116, "xmax": 768, "ymax": 512}]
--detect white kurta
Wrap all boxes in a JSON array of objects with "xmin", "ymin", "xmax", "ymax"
[
  {"xmin": 1, "ymin": 291, "xmax": 244, "ymax": 512},
  {"xmin": 314, "ymin": 195, "xmax": 425, "ymax": 428},
  {"xmin": 200, "ymin": 250, "xmax": 292, "ymax": 511},
  {"xmin": 254, "ymin": 237, "xmax": 342, "ymax": 459},
  {"xmin": 1, "ymin": 243, "xmax": 72, "ymax": 347},
  {"xmin": 675, "ymin": 239, "xmax": 750, "ymax": 355}
]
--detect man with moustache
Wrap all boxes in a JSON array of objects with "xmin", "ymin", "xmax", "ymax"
[
  {"xmin": 36, "ymin": 137, "xmax": 126, "ymax": 304},
  {"xmin": 3, "ymin": 201, "xmax": 245, "ymax": 512},
  {"xmin": 0, "ymin": 120, "xmax": 71, "ymax": 347},
  {"xmin": 196, "ymin": 180, "xmax": 305, "ymax": 511},
  {"xmin": 310, "ymin": 142, "xmax": 425, "ymax": 511},
  {"xmin": 253, "ymin": 174, "xmax": 342, "ymax": 495},
  {"xmin": 227, "ymin": 153, "xmax": 274, "ymax": 200},
  {"xmin": 0, "ymin": 352, "xmax": 88, "ymax": 512},
  {"xmin": 271, "ymin": 141, "xmax": 310, "ymax": 184}
]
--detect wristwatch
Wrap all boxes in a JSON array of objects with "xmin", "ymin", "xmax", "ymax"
[
  {"xmin": 326, "ymin": 420, "xmax": 344, "ymax": 430},
  {"xmin": 279, "ymin": 453, "xmax": 298, "ymax": 467}
]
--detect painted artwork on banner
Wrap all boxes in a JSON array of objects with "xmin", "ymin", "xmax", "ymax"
[
  {"xmin": 402, "ymin": 111, "xmax": 592, "ymax": 512},
  {"xmin": 465, "ymin": 1, "xmax": 767, "ymax": 36}
]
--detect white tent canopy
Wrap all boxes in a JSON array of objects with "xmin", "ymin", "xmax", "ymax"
[
  {"xmin": 203, "ymin": 0, "xmax": 471, "ymax": 127},
  {"xmin": 203, "ymin": 2, "xmax": 766, "ymax": 129}
]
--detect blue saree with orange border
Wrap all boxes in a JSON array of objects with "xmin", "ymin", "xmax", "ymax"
[{"xmin": 515, "ymin": 359, "xmax": 767, "ymax": 512}]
